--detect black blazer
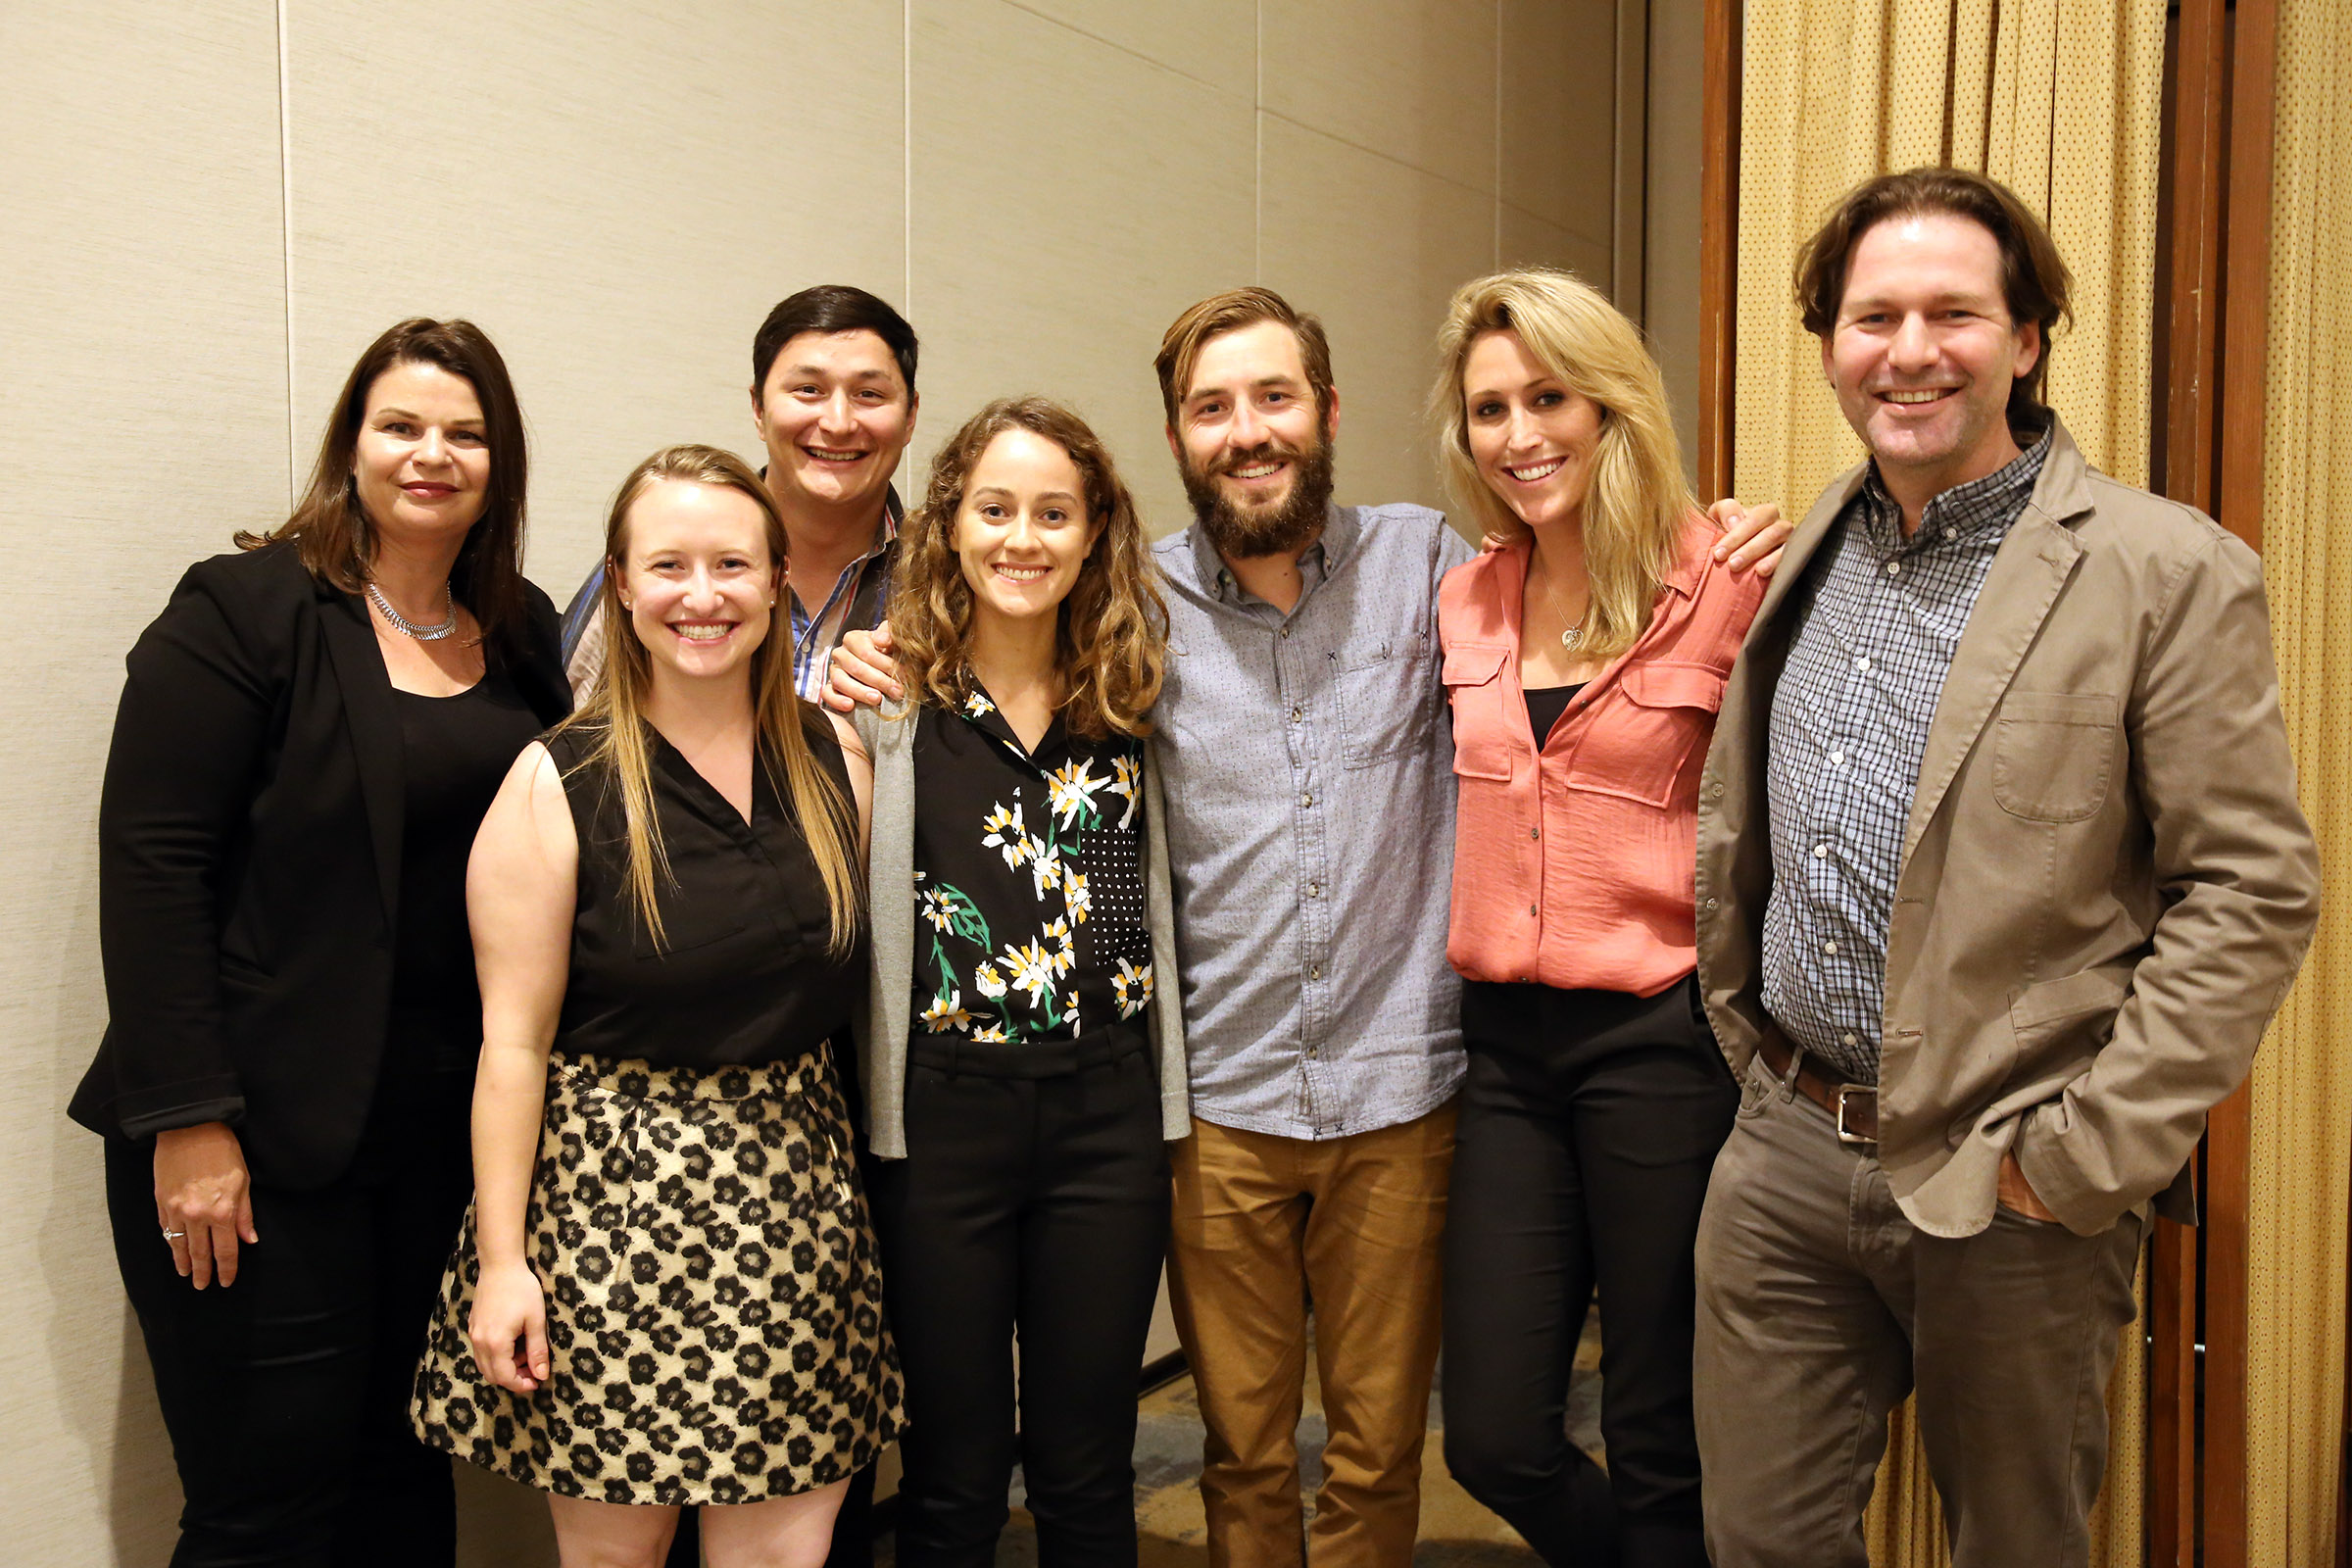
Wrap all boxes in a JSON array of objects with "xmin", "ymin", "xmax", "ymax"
[{"xmin": 69, "ymin": 540, "xmax": 570, "ymax": 1189}]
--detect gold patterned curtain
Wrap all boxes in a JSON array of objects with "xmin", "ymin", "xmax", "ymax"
[
  {"xmin": 2249, "ymin": 2, "xmax": 2351, "ymax": 1561},
  {"xmin": 1731, "ymin": 2, "xmax": 2166, "ymax": 1563}
]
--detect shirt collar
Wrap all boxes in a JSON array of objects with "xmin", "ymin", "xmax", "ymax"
[
  {"xmin": 1855, "ymin": 415, "xmax": 2053, "ymax": 554},
  {"xmin": 1194, "ymin": 501, "xmax": 1354, "ymax": 605}
]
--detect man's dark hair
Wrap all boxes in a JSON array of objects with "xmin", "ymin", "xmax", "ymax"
[
  {"xmin": 750, "ymin": 285, "xmax": 919, "ymax": 400},
  {"xmin": 1794, "ymin": 167, "xmax": 2073, "ymax": 420}
]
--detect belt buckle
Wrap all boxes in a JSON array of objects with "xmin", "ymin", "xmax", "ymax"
[{"xmin": 1835, "ymin": 1083, "xmax": 1878, "ymax": 1147}]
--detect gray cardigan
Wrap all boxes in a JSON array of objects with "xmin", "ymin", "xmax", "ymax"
[{"xmin": 853, "ymin": 701, "xmax": 1190, "ymax": 1157}]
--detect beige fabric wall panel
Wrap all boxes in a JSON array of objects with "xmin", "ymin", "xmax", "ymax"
[
  {"xmin": 281, "ymin": 0, "xmax": 907, "ymax": 597},
  {"xmin": 1259, "ymin": 117, "xmax": 1498, "ymax": 515},
  {"xmin": 1500, "ymin": 0, "xmax": 1618, "ymax": 248},
  {"xmin": 906, "ymin": 0, "xmax": 1254, "ymax": 538},
  {"xmin": 1004, "ymin": 0, "xmax": 1257, "ymax": 99},
  {"xmin": 0, "ymin": 4, "xmax": 289, "ymax": 1563},
  {"xmin": 1502, "ymin": 205, "xmax": 1613, "ymax": 300},
  {"xmin": 1261, "ymin": 0, "xmax": 1500, "ymax": 197}
]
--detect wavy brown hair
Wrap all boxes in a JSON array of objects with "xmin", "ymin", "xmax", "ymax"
[
  {"xmin": 1794, "ymin": 167, "xmax": 2073, "ymax": 421},
  {"xmin": 1432, "ymin": 269, "xmax": 1694, "ymax": 662},
  {"xmin": 238, "ymin": 318, "xmax": 531, "ymax": 656},
  {"xmin": 561, "ymin": 445, "xmax": 861, "ymax": 955},
  {"xmin": 889, "ymin": 398, "xmax": 1164, "ymax": 739}
]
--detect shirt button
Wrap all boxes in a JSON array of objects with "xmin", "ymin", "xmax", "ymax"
[
  {"xmin": 1530, "ymin": 826, "xmax": 1541, "ymax": 839},
  {"xmin": 1829, "ymin": 749, "xmax": 1845, "ymax": 765},
  {"xmin": 1813, "ymin": 843, "xmax": 1829, "ymax": 858},
  {"xmin": 1703, "ymin": 897, "xmax": 1719, "ymax": 910},
  {"xmin": 1709, "ymin": 782, "xmax": 1726, "ymax": 799},
  {"xmin": 1842, "ymin": 1032, "xmax": 1860, "ymax": 1047},
  {"xmin": 1822, "ymin": 940, "xmax": 1839, "ymax": 956},
  {"xmin": 1306, "ymin": 883, "xmax": 1321, "ymax": 899},
  {"xmin": 1309, "ymin": 965, "xmax": 1323, "ymax": 981},
  {"xmin": 1291, "ymin": 705, "xmax": 1302, "ymax": 721},
  {"xmin": 1305, "ymin": 1044, "xmax": 1318, "ymax": 1058},
  {"xmin": 1300, "ymin": 792, "xmax": 1313, "ymax": 808},
  {"xmin": 1886, "ymin": 561, "xmax": 1903, "ymax": 577},
  {"xmin": 1280, "ymin": 626, "xmax": 1292, "ymax": 639},
  {"xmin": 1854, "ymin": 656, "xmax": 1873, "ymax": 673},
  {"xmin": 1529, "ymin": 904, "xmax": 1539, "ymax": 916}
]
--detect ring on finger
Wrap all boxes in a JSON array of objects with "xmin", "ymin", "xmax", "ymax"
[{"xmin": 161, "ymin": 1229, "xmax": 186, "ymax": 1241}]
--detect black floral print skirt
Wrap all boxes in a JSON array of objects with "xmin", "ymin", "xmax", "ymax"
[{"xmin": 411, "ymin": 1047, "xmax": 906, "ymax": 1505}]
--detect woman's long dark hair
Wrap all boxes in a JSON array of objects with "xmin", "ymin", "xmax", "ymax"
[{"xmin": 239, "ymin": 318, "xmax": 530, "ymax": 654}]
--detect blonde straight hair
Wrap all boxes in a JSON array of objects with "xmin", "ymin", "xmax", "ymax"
[
  {"xmin": 1432, "ymin": 269, "xmax": 1696, "ymax": 661},
  {"xmin": 561, "ymin": 445, "xmax": 861, "ymax": 955}
]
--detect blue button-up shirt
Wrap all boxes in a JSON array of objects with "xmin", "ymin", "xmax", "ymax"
[
  {"xmin": 1761, "ymin": 425, "xmax": 2052, "ymax": 1083},
  {"xmin": 1152, "ymin": 503, "xmax": 1472, "ymax": 1139}
]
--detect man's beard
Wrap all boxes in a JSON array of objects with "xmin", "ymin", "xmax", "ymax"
[{"xmin": 1179, "ymin": 430, "xmax": 1337, "ymax": 559}]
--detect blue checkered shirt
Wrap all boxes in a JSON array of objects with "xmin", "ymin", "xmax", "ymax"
[{"xmin": 1761, "ymin": 423, "xmax": 2053, "ymax": 1083}]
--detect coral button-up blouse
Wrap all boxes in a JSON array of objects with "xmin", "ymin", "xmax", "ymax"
[{"xmin": 1438, "ymin": 518, "xmax": 1765, "ymax": 996}]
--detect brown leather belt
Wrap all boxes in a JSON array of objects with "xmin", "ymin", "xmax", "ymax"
[{"xmin": 1756, "ymin": 1030, "xmax": 1879, "ymax": 1147}]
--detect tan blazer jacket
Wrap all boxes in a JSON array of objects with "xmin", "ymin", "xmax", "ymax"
[{"xmin": 1695, "ymin": 416, "xmax": 2320, "ymax": 1239}]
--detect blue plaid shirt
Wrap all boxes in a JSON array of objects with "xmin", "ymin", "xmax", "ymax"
[{"xmin": 1761, "ymin": 422, "xmax": 2052, "ymax": 1083}]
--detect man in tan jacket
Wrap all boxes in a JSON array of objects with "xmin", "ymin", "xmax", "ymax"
[{"xmin": 1690, "ymin": 167, "xmax": 2320, "ymax": 1568}]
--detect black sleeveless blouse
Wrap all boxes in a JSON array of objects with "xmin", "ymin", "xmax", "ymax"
[{"xmin": 546, "ymin": 711, "xmax": 862, "ymax": 1070}]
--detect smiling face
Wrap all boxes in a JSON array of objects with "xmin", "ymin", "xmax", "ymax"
[
  {"xmin": 1168, "ymin": 318, "xmax": 1337, "ymax": 558},
  {"xmin": 1825, "ymin": 212, "xmax": 2039, "ymax": 498},
  {"xmin": 351, "ymin": 361, "xmax": 491, "ymax": 546},
  {"xmin": 614, "ymin": 479, "xmax": 781, "ymax": 688},
  {"xmin": 751, "ymin": 327, "xmax": 917, "ymax": 519},
  {"xmin": 953, "ymin": 428, "xmax": 1102, "ymax": 634},
  {"xmin": 1461, "ymin": 328, "xmax": 1604, "ymax": 535}
]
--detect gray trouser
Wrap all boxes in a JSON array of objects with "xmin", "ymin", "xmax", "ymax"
[{"xmin": 1692, "ymin": 1056, "xmax": 2143, "ymax": 1568}]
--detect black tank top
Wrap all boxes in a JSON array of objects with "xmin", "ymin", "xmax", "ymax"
[{"xmin": 546, "ymin": 710, "xmax": 862, "ymax": 1069}]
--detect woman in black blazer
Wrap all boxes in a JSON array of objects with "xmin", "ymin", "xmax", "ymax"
[{"xmin": 70, "ymin": 318, "xmax": 570, "ymax": 1568}]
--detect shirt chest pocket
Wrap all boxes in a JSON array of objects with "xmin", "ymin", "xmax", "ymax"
[
  {"xmin": 1991, "ymin": 691, "xmax": 2118, "ymax": 822},
  {"xmin": 1333, "ymin": 634, "xmax": 1437, "ymax": 770},
  {"xmin": 1564, "ymin": 661, "xmax": 1726, "ymax": 808},
  {"xmin": 1440, "ymin": 643, "xmax": 1515, "ymax": 783}
]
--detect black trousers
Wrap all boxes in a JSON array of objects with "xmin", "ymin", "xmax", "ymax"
[
  {"xmin": 104, "ymin": 1071, "xmax": 472, "ymax": 1568},
  {"xmin": 866, "ymin": 1035, "xmax": 1171, "ymax": 1568},
  {"xmin": 1441, "ymin": 975, "xmax": 1739, "ymax": 1568}
]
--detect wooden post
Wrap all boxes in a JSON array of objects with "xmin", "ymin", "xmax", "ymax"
[{"xmin": 1696, "ymin": 0, "xmax": 1740, "ymax": 502}]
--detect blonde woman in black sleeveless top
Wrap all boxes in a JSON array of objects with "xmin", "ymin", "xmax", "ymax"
[{"xmin": 411, "ymin": 446, "xmax": 903, "ymax": 1568}]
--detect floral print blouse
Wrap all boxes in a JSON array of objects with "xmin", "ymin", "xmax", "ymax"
[{"xmin": 908, "ymin": 687, "xmax": 1154, "ymax": 1043}]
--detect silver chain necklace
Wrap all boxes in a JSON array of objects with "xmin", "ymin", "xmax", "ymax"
[{"xmin": 365, "ymin": 578, "xmax": 459, "ymax": 642}]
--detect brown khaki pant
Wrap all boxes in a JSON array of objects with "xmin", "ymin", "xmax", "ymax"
[
  {"xmin": 1692, "ymin": 1058, "xmax": 2143, "ymax": 1568},
  {"xmin": 1167, "ymin": 1105, "xmax": 1456, "ymax": 1568}
]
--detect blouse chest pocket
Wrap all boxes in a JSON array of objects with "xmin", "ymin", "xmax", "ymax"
[
  {"xmin": 1441, "ymin": 643, "xmax": 1515, "ymax": 782},
  {"xmin": 1564, "ymin": 661, "xmax": 1726, "ymax": 808}
]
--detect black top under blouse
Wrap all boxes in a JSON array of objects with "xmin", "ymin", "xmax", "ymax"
[
  {"xmin": 908, "ymin": 688, "xmax": 1154, "ymax": 1044},
  {"xmin": 389, "ymin": 668, "xmax": 544, "ymax": 1069},
  {"xmin": 1524, "ymin": 682, "xmax": 1589, "ymax": 748},
  {"xmin": 548, "ymin": 710, "xmax": 862, "ymax": 1070}
]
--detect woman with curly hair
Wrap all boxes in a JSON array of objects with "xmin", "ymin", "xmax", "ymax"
[
  {"xmin": 854, "ymin": 396, "xmax": 1187, "ymax": 1567},
  {"xmin": 410, "ymin": 445, "xmax": 902, "ymax": 1568}
]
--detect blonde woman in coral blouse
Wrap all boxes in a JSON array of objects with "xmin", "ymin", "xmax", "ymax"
[{"xmin": 1431, "ymin": 269, "xmax": 1782, "ymax": 1568}]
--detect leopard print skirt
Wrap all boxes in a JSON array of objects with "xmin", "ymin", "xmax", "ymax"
[{"xmin": 411, "ymin": 1046, "xmax": 906, "ymax": 1505}]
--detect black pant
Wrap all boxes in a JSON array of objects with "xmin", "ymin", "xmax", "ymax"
[
  {"xmin": 866, "ymin": 1035, "xmax": 1170, "ymax": 1568},
  {"xmin": 104, "ymin": 1071, "xmax": 472, "ymax": 1568},
  {"xmin": 1441, "ymin": 976, "xmax": 1739, "ymax": 1568}
]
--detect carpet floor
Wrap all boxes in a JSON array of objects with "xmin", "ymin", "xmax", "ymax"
[{"xmin": 877, "ymin": 1319, "xmax": 1603, "ymax": 1565}]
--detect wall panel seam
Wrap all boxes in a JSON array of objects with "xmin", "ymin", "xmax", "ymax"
[
  {"xmin": 277, "ymin": 0, "xmax": 296, "ymax": 504},
  {"xmin": 1258, "ymin": 108, "xmax": 1502, "ymax": 199}
]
